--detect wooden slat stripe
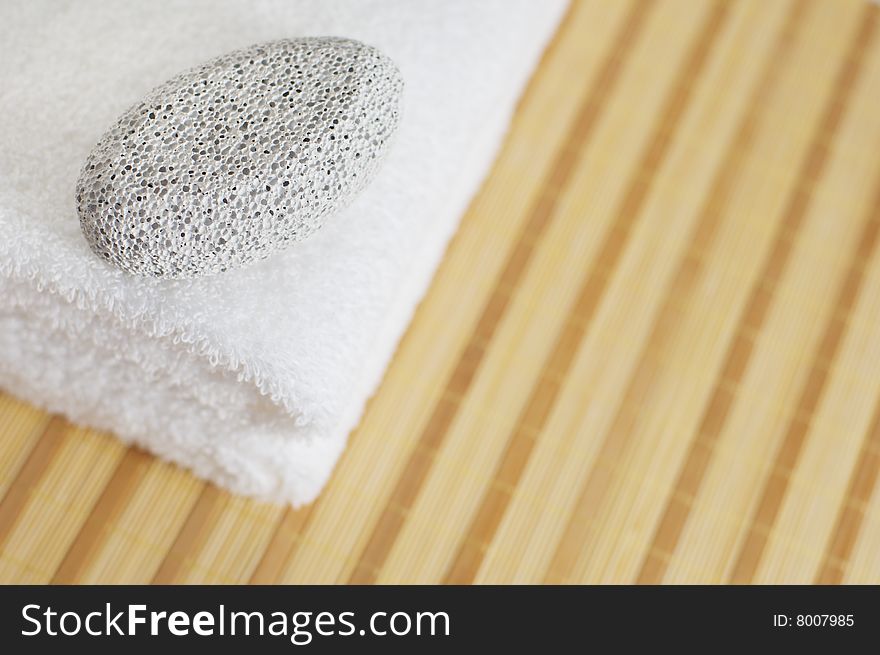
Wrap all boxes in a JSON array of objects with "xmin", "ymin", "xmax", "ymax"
[
  {"xmin": 816, "ymin": 394, "xmax": 880, "ymax": 584},
  {"xmin": 377, "ymin": 0, "xmax": 730, "ymax": 584},
  {"xmin": 444, "ymin": 0, "xmax": 733, "ymax": 584},
  {"xmin": 538, "ymin": 0, "xmax": 734, "ymax": 585},
  {"xmin": 730, "ymin": 5, "xmax": 880, "ymax": 583},
  {"xmin": 0, "ymin": 416, "xmax": 68, "ymax": 550},
  {"xmin": 151, "ymin": 485, "xmax": 225, "ymax": 584},
  {"xmin": 77, "ymin": 461, "xmax": 203, "ymax": 583},
  {"xmin": 624, "ymin": 0, "xmax": 810, "ymax": 584},
  {"xmin": 0, "ymin": 426, "xmax": 126, "ymax": 582},
  {"xmin": 248, "ymin": 506, "xmax": 314, "ymax": 584},
  {"xmin": 50, "ymin": 448, "xmax": 153, "ymax": 583},
  {"xmin": 0, "ymin": 396, "xmax": 52, "ymax": 500},
  {"xmin": 728, "ymin": 109, "xmax": 880, "ymax": 582},
  {"xmin": 177, "ymin": 497, "xmax": 283, "ymax": 583},
  {"xmin": 346, "ymin": 0, "xmax": 657, "ymax": 585},
  {"xmin": 635, "ymin": 3, "xmax": 879, "ymax": 585}
]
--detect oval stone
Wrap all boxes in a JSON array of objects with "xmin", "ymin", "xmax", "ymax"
[{"xmin": 76, "ymin": 37, "xmax": 403, "ymax": 278}]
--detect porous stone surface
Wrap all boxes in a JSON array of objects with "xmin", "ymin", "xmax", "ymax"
[{"xmin": 76, "ymin": 37, "xmax": 403, "ymax": 278}]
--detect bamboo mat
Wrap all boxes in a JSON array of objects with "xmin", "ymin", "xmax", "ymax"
[{"xmin": 2, "ymin": 0, "xmax": 880, "ymax": 584}]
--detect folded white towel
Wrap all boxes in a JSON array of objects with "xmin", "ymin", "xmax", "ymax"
[{"xmin": 0, "ymin": 0, "xmax": 567, "ymax": 504}]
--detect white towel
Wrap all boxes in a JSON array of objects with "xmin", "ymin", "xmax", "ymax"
[{"xmin": 0, "ymin": 0, "xmax": 567, "ymax": 505}]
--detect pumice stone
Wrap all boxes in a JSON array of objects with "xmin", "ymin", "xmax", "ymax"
[{"xmin": 76, "ymin": 37, "xmax": 403, "ymax": 278}]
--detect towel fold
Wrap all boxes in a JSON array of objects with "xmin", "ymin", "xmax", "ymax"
[{"xmin": 0, "ymin": 0, "xmax": 567, "ymax": 504}]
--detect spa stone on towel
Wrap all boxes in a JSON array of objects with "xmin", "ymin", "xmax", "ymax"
[{"xmin": 76, "ymin": 38, "xmax": 403, "ymax": 278}]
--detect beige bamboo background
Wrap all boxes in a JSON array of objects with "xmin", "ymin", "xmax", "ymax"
[{"xmin": 2, "ymin": 0, "xmax": 880, "ymax": 584}]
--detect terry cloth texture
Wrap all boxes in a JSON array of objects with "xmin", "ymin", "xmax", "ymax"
[{"xmin": 0, "ymin": 0, "xmax": 568, "ymax": 505}]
